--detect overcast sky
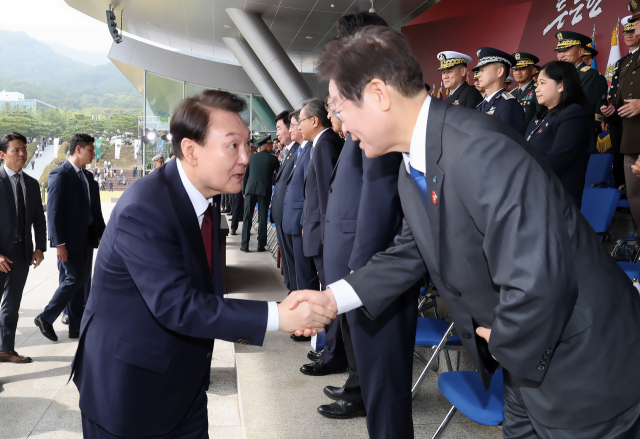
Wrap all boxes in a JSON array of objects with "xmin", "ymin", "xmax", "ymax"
[{"xmin": 0, "ymin": 0, "xmax": 114, "ymax": 55}]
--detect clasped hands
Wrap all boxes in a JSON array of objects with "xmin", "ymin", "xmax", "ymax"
[{"xmin": 277, "ymin": 289, "xmax": 338, "ymax": 336}]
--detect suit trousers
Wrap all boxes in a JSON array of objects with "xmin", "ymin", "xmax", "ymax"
[
  {"xmin": 340, "ymin": 287, "xmax": 419, "ymax": 439},
  {"xmin": 81, "ymin": 384, "xmax": 208, "ymax": 439},
  {"xmin": 230, "ymin": 192, "xmax": 243, "ymax": 232},
  {"xmin": 241, "ymin": 194, "xmax": 268, "ymax": 249},
  {"xmin": 0, "ymin": 243, "xmax": 30, "ymax": 352},
  {"xmin": 291, "ymin": 234, "xmax": 319, "ymax": 290},
  {"xmin": 624, "ymin": 155, "xmax": 640, "ymax": 231},
  {"xmin": 610, "ymin": 123, "xmax": 625, "ymax": 188},
  {"xmin": 502, "ymin": 370, "xmax": 640, "ymax": 438},
  {"xmin": 63, "ymin": 251, "xmax": 94, "ymax": 317},
  {"xmin": 275, "ymin": 224, "xmax": 296, "ymax": 292},
  {"xmin": 42, "ymin": 245, "xmax": 90, "ymax": 332}
]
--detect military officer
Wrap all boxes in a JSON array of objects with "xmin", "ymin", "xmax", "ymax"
[
  {"xmin": 511, "ymin": 52, "xmax": 541, "ymax": 129},
  {"xmin": 474, "ymin": 47, "xmax": 525, "ymax": 135},
  {"xmin": 473, "ymin": 71, "xmax": 485, "ymax": 95},
  {"xmin": 602, "ymin": 15, "xmax": 639, "ymax": 186},
  {"xmin": 555, "ymin": 30, "xmax": 608, "ymax": 152},
  {"xmin": 437, "ymin": 51, "xmax": 483, "ymax": 109},
  {"xmin": 505, "ymin": 76, "xmax": 514, "ymax": 91},
  {"xmin": 582, "ymin": 44, "xmax": 597, "ymax": 68},
  {"xmin": 152, "ymin": 153, "xmax": 164, "ymax": 170}
]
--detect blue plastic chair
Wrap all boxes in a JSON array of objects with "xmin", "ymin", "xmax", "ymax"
[
  {"xmin": 584, "ymin": 154, "xmax": 614, "ymax": 188},
  {"xmin": 432, "ymin": 370, "xmax": 505, "ymax": 438},
  {"xmin": 581, "ymin": 188, "xmax": 621, "ymax": 237},
  {"xmin": 412, "ymin": 318, "xmax": 464, "ymax": 396}
]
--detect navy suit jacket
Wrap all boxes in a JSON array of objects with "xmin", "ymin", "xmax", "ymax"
[
  {"xmin": 477, "ymin": 88, "xmax": 526, "ymax": 136},
  {"xmin": 282, "ymin": 141, "xmax": 312, "ymax": 235},
  {"xmin": 47, "ymin": 161, "xmax": 94, "ymax": 252},
  {"xmin": 72, "ymin": 159, "xmax": 268, "ymax": 437},
  {"xmin": 270, "ymin": 142, "xmax": 299, "ymax": 225},
  {"xmin": 84, "ymin": 169, "xmax": 106, "ymax": 248},
  {"xmin": 323, "ymin": 135, "xmax": 403, "ymax": 284},
  {"xmin": 525, "ymin": 104, "xmax": 591, "ymax": 208},
  {"xmin": 302, "ymin": 129, "xmax": 344, "ymax": 257}
]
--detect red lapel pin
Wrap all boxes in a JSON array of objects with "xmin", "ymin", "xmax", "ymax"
[{"xmin": 431, "ymin": 191, "xmax": 438, "ymax": 205}]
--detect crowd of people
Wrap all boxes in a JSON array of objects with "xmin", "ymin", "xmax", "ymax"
[{"xmin": 2, "ymin": 3, "xmax": 640, "ymax": 439}]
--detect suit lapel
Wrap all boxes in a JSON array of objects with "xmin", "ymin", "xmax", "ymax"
[
  {"xmin": 0, "ymin": 167, "xmax": 17, "ymax": 219},
  {"xmin": 164, "ymin": 160, "xmax": 212, "ymax": 287},
  {"xmin": 288, "ymin": 142, "xmax": 310, "ymax": 182}
]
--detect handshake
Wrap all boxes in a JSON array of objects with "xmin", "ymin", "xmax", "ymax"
[{"xmin": 277, "ymin": 289, "xmax": 338, "ymax": 337}]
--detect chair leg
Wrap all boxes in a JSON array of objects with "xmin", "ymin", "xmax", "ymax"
[
  {"xmin": 412, "ymin": 322, "xmax": 455, "ymax": 397},
  {"xmin": 432, "ymin": 406, "xmax": 457, "ymax": 439},
  {"xmin": 444, "ymin": 350, "xmax": 453, "ymax": 372}
]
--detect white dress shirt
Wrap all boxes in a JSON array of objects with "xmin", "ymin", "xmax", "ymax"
[
  {"xmin": 328, "ymin": 96, "xmax": 433, "ymax": 314},
  {"xmin": 4, "ymin": 166, "xmax": 27, "ymax": 212},
  {"xmin": 312, "ymin": 128, "xmax": 330, "ymax": 148},
  {"xmin": 176, "ymin": 159, "xmax": 279, "ymax": 331},
  {"xmin": 483, "ymin": 88, "xmax": 503, "ymax": 104}
]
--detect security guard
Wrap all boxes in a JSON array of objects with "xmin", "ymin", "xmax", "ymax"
[
  {"xmin": 602, "ymin": 15, "xmax": 640, "ymax": 186},
  {"xmin": 511, "ymin": 52, "xmax": 540, "ymax": 129},
  {"xmin": 437, "ymin": 51, "xmax": 483, "ymax": 108},
  {"xmin": 555, "ymin": 30, "xmax": 608, "ymax": 152},
  {"xmin": 474, "ymin": 47, "xmax": 525, "ymax": 135}
]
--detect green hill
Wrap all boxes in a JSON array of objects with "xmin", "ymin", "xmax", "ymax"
[{"xmin": 0, "ymin": 30, "xmax": 141, "ymax": 110}]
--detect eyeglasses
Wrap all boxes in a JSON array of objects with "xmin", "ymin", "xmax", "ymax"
[
  {"xmin": 298, "ymin": 116, "xmax": 315, "ymax": 124},
  {"xmin": 326, "ymin": 98, "xmax": 347, "ymax": 122}
]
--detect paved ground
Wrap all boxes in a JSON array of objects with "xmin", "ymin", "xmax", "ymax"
[
  {"xmin": 0, "ymin": 204, "xmax": 502, "ymax": 439},
  {"xmin": 23, "ymin": 145, "xmax": 55, "ymax": 182}
]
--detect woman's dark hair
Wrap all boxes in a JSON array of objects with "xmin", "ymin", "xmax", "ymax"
[
  {"xmin": 337, "ymin": 11, "xmax": 388, "ymax": 37},
  {"xmin": 171, "ymin": 90, "xmax": 247, "ymax": 159},
  {"xmin": 535, "ymin": 60, "xmax": 590, "ymax": 119}
]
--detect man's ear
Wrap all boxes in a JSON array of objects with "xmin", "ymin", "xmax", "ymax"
[
  {"xmin": 181, "ymin": 138, "xmax": 197, "ymax": 167},
  {"xmin": 367, "ymin": 79, "xmax": 392, "ymax": 112}
]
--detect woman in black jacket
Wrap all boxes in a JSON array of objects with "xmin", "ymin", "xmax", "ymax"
[{"xmin": 525, "ymin": 61, "xmax": 591, "ymax": 208}]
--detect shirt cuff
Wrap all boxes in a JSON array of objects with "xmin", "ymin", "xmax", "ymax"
[
  {"xmin": 57, "ymin": 244, "xmax": 65, "ymax": 246},
  {"xmin": 327, "ymin": 279, "xmax": 363, "ymax": 315},
  {"xmin": 266, "ymin": 301, "xmax": 279, "ymax": 332}
]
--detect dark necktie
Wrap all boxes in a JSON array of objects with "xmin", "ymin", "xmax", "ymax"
[
  {"xmin": 480, "ymin": 100, "xmax": 488, "ymax": 112},
  {"xmin": 78, "ymin": 170, "xmax": 93, "ymax": 224},
  {"xmin": 14, "ymin": 174, "xmax": 25, "ymax": 241},
  {"xmin": 201, "ymin": 204, "xmax": 214, "ymax": 276},
  {"xmin": 409, "ymin": 164, "xmax": 430, "ymax": 218}
]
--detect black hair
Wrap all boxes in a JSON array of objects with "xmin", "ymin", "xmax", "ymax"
[
  {"xmin": 68, "ymin": 133, "xmax": 95, "ymax": 155},
  {"xmin": 170, "ymin": 90, "xmax": 247, "ymax": 159},
  {"xmin": 289, "ymin": 110, "xmax": 301, "ymax": 123},
  {"xmin": 0, "ymin": 132, "xmax": 27, "ymax": 153},
  {"xmin": 301, "ymin": 98, "xmax": 331, "ymax": 129},
  {"xmin": 274, "ymin": 110, "xmax": 291, "ymax": 128},
  {"xmin": 535, "ymin": 61, "xmax": 590, "ymax": 119},
  {"xmin": 337, "ymin": 11, "xmax": 388, "ymax": 37}
]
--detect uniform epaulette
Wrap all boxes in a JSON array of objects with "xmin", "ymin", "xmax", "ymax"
[
  {"xmin": 501, "ymin": 91, "xmax": 516, "ymax": 100},
  {"xmin": 510, "ymin": 89, "xmax": 517, "ymax": 95},
  {"xmin": 580, "ymin": 66, "xmax": 591, "ymax": 72},
  {"xmin": 534, "ymin": 82, "xmax": 538, "ymax": 87}
]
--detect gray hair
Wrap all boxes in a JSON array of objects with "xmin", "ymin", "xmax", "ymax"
[{"xmin": 300, "ymin": 98, "xmax": 331, "ymax": 129}]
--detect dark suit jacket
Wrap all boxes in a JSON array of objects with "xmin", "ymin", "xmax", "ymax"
[
  {"xmin": 302, "ymin": 129, "xmax": 344, "ymax": 257},
  {"xmin": 323, "ymin": 135, "xmax": 403, "ymax": 283},
  {"xmin": 477, "ymin": 88, "xmax": 526, "ymax": 136},
  {"xmin": 72, "ymin": 159, "xmax": 268, "ymax": 437},
  {"xmin": 447, "ymin": 81, "xmax": 483, "ymax": 109},
  {"xmin": 282, "ymin": 141, "xmax": 312, "ymax": 236},
  {"xmin": 343, "ymin": 98, "xmax": 640, "ymax": 429},
  {"xmin": 47, "ymin": 161, "xmax": 94, "ymax": 252},
  {"xmin": 84, "ymin": 169, "xmax": 106, "ymax": 248},
  {"xmin": 525, "ymin": 104, "xmax": 590, "ymax": 208},
  {"xmin": 242, "ymin": 150, "xmax": 280, "ymax": 198},
  {"xmin": 0, "ymin": 167, "xmax": 46, "ymax": 263},
  {"xmin": 270, "ymin": 143, "xmax": 299, "ymax": 225}
]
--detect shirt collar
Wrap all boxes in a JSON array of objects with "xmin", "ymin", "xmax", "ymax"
[
  {"xmin": 576, "ymin": 61, "xmax": 585, "ymax": 70},
  {"xmin": 484, "ymin": 88, "xmax": 504, "ymax": 103},
  {"xmin": 4, "ymin": 166, "xmax": 22, "ymax": 178},
  {"xmin": 67, "ymin": 159, "xmax": 81, "ymax": 173},
  {"xmin": 403, "ymin": 94, "xmax": 432, "ymax": 174},
  {"xmin": 312, "ymin": 128, "xmax": 330, "ymax": 148},
  {"xmin": 286, "ymin": 141, "xmax": 295, "ymax": 150},
  {"xmin": 632, "ymin": 48, "xmax": 639, "ymax": 54},
  {"xmin": 176, "ymin": 158, "xmax": 212, "ymax": 218},
  {"xmin": 519, "ymin": 79, "xmax": 534, "ymax": 91},
  {"xmin": 450, "ymin": 82, "xmax": 464, "ymax": 95}
]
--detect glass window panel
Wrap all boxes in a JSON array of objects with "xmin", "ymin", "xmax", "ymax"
[
  {"xmin": 251, "ymin": 96, "xmax": 276, "ymax": 134},
  {"xmin": 184, "ymin": 83, "xmax": 251, "ymax": 128}
]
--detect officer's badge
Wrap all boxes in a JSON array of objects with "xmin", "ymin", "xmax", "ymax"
[
  {"xmin": 452, "ymin": 100, "xmax": 460, "ymax": 105},
  {"xmin": 439, "ymin": 53, "xmax": 445, "ymax": 61},
  {"xmin": 515, "ymin": 53, "xmax": 521, "ymax": 60},
  {"xmin": 558, "ymin": 33, "xmax": 563, "ymax": 40},
  {"xmin": 487, "ymin": 106, "xmax": 496, "ymax": 115},
  {"xmin": 632, "ymin": 0, "xmax": 638, "ymax": 10}
]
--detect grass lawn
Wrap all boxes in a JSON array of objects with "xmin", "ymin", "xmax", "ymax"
[{"xmin": 98, "ymin": 144, "xmax": 137, "ymax": 170}]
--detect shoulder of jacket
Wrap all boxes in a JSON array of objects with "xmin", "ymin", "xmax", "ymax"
[
  {"xmin": 501, "ymin": 91, "xmax": 516, "ymax": 100},
  {"xmin": 510, "ymin": 88, "xmax": 518, "ymax": 95},
  {"xmin": 580, "ymin": 66, "xmax": 592, "ymax": 72}
]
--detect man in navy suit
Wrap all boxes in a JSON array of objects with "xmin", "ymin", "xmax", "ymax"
[
  {"xmin": 282, "ymin": 112, "xmax": 318, "ymax": 293},
  {"xmin": 71, "ymin": 91, "xmax": 334, "ymax": 439},
  {"xmin": 270, "ymin": 111, "xmax": 299, "ymax": 292},
  {"xmin": 35, "ymin": 134, "xmax": 99, "ymax": 341}
]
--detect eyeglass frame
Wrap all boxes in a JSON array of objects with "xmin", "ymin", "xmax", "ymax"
[{"xmin": 326, "ymin": 98, "xmax": 348, "ymax": 122}]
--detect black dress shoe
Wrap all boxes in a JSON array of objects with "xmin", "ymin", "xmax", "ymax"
[
  {"xmin": 239, "ymin": 247, "xmax": 249, "ymax": 252},
  {"xmin": 290, "ymin": 334, "xmax": 311, "ymax": 342},
  {"xmin": 300, "ymin": 360, "xmax": 347, "ymax": 376},
  {"xmin": 61, "ymin": 314, "xmax": 69, "ymax": 325},
  {"xmin": 257, "ymin": 246, "xmax": 266, "ymax": 252},
  {"xmin": 317, "ymin": 399, "xmax": 366, "ymax": 419},
  {"xmin": 307, "ymin": 349, "xmax": 322, "ymax": 361},
  {"xmin": 34, "ymin": 314, "xmax": 58, "ymax": 342},
  {"xmin": 230, "ymin": 230, "xmax": 237, "ymax": 236},
  {"xmin": 68, "ymin": 330, "xmax": 80, "ymax": 339},
  {"xmin": 324, "ymin": 385, "xmax": 346, "ymax": 401}
]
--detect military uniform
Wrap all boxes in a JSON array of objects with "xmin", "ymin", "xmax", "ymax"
[
  {"xmin": 436, "ymin": 51, "xmax": 483, "ymax": 109},
  {"xmin": 511, "ymin": 52, "xmax": 541, "ymax": 129},
  {"xmin": 555, "ymin": 31, "xmax": 608, "ymax": 152},
  {"xmin": 474, "ymin": 47, "xmax": 525, "ymax": 135}
]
